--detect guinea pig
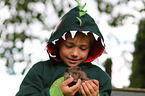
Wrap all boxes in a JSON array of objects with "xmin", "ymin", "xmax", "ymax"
[
  {"xmin": 64, "ymin": 66, "xmax": 93, "ymax": 95},
  {"xmin": 64, "ymin": 66, "xmax": 91, "ymax": 87}
]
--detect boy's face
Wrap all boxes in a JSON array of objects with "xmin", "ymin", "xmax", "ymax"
[{"xmin": 59, "ymin": 32, "xmax": 93, "ymax": 67}]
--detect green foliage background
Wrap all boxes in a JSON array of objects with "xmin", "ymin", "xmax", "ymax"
[
  {"xmin": 0, "ymin": 0, "xmax": 145, "ymax": 86},
  {"xmin": 130, "ymin": 19, "xmax": 145, "ymax": 88},
  {"xmin": 104, "ymin": 58, "xmax": 112, "ymax": 78}
]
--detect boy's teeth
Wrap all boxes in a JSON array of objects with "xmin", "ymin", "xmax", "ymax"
[{"xmin": 70, "ymin": 31, "xmax": 77, "ymax": 38}]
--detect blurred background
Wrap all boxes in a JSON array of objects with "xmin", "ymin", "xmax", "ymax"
[{"xmin": 0, "ymin": 0, "xmax": 145, "ymax": 95}]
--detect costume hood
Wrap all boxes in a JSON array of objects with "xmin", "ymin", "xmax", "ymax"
[{"xmin": 47, "ymin": 1, "xmax": 105, "ymax": 62}]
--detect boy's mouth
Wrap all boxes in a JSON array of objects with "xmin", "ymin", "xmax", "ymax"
[{"xmin": 67, "ymin": 58, "xmax": 80, "ymax": 63}]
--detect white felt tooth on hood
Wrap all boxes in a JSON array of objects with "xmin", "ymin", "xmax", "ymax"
[
  {"xmin": 93, "ymin": 33, "xmax": 105, "ymax": 46},
  {"xmin": 92, "ymin": 33, "xmax": 99, "ymax": 40},
  {"xmin": 62, "ymin": 32, "xmax": 67, "ymax": 40},
  {"xmin": 82, "ymin": 31, "xmax": 89, "ymax": 35},
  {"xmin": 49, "ymin": 54, "xmax": 56, "ymax": 57},
  {"xmin": 70, "ymin": 31, "xmax": 77, "ymax": 38},
  {"xmin": 52, "ymin": 39, "xmax": 59, "ymax": 45},
  {"xmin": 101, "ymin": 38, "xmax": 105, "ymax": 46}
]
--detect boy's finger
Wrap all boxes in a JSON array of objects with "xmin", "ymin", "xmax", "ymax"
[
  {"xmin": 82, "ymin": 82, "xmax": 91, "ymax": 95},
  {"xmin": 76, "ymin": 79, "xmax": 82, "ymax": 87},
  {"xmin": 81, "ymin": 85, "xmax": 87, "ymax": 96},
  {"xmin": 93, "ymin": 80, "xmax": 99, "ymax": 87},
  {"xmin": 86, "ymin": 80, "xmax": 99, "ymax": 95},
  {"xmin": 70, "ymin": 79, "xmax": 81, "ymax": 91},
  {"xmin": 61, "ymin": 78, "xmax": 74, "ymax": 86},
  {"xmin": 92, "ymin": 80, "xmax": 99, "ymax": 93}
]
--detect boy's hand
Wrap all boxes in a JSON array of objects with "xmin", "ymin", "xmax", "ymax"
[
  {"xmin": 59, "ymin": 78, "xmax": 81, "ymax": 96},
  {"xmin": 81, "ymin": 80, "xmax": 99, "ymax": 96}
]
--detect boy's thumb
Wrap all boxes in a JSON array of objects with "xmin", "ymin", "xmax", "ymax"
[{"xmin": 63, "ymin": 78, "xmax": 74, "ymax": 86}]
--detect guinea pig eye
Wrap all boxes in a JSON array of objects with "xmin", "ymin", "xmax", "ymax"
[
  {"xmin": 65, "ymin": 67, "xmax": 69, "ymax": 72},
  {"xmin": 73, "ymin": 72, "xmax": 77, "ymax": 75}
]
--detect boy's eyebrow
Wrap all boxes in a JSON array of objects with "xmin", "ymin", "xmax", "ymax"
[
  {"xmin": 80, "ymin": 45, "xmax": 89, "ymax": 47},
  {"xmin": 65, "ymin": 41, "xmax": 89, "ymax": 47},
  {"xmin": 65, "ymin": 41, "xmax": 74, "ymax": 45}
]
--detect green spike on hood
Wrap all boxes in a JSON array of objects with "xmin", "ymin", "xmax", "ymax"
[
  {"xmin": 75, "ymin": 0, "xmax": 87, "ymax": 26},
  {"xmin": 75, "ymin": 0, "xmax": 80, "ymax": 7},
  {"xmin": 79, "ymin": 10, "xmax": 87, "ymax": 17},
  {"xmin": 79, "ymin": 3, "xmax": 86, "ymax": 11},
  {"xmin": 75, "ymin": 0, "xmax": 86, "ymax": 11},
  {"xmin": 76, "ymin": 17, "xmax": 82, "ymax": 26}
]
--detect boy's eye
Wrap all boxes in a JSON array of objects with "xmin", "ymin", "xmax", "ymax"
[
  {"xmin": 65, "ymin": 44, "xmax": 72, "ymax": 48},
  {"xmin": 80, "ymin": 47, "xmax": 87, "ymax": 51}
]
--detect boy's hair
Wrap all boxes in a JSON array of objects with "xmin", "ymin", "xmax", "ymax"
[{"xmin": 60, "ymin": 31, "xmax": 95, "ymax": 46}]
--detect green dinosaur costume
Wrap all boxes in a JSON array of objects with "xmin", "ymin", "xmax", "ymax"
[{"xmin": 16, "ymin": 1, "xmax": 112, "ymax": 96}]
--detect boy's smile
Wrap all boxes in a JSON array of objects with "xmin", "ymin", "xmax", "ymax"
[{"xmin": 58, "ymin": 32, "xmax": 94, "ymax": 66}]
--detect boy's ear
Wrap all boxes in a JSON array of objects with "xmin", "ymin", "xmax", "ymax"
[
  {"xmin": 55, "ymin": 40, "xmax": 59, "ymax": 47},
  {"xmin": 55, "ymin": 38, "xmax": 63, "ymax": 47}
]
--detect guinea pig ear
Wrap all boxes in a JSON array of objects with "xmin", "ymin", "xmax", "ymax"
[
  {"xmin": 76, "ymin": 66, "xmax": 81, "ymax": 70},
  {"xmin": 65, "ymin": 67, "xmax": 69, "ymax": 72}
]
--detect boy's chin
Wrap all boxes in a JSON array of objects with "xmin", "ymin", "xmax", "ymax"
[{"xmin": 66, "ymin": 63, "xmax": 80, "ymax": 67}]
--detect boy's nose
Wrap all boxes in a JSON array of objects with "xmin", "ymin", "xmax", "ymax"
[{"xmin": 71, "ymin": 48, "xmax": 79, "ymax": 58}]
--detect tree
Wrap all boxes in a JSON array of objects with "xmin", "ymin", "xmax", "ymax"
[
  {"xmin": 0, "ymin": 0, "xmax": 144, "ymax": 75},
  {"xmin": 129, "ymin": 19, "xmax": 145, "ymax": 88},
  {"xmin": 104, "ymin": 58, "xmax": 112, "ymax": 78},
  {"xmin": 0, "ymin": 0, "xmax": 72, "ymax": 74}
]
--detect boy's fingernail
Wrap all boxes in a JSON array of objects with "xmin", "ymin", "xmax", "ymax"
[
  {"xmin": 70, "ymin": 77, "xmax": 74, "ymax": 80},
  {"xmin": 78, "ymin": 79, "xmax": 81, "ymax": 81}
]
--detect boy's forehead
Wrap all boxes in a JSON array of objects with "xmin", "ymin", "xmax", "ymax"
[
  {"xmin": 65, "ymin": 31, "xmax": 91, "ymax": 39},
  {"xmin": 64, "ymin": 31, "xmax": 93, "ymax": 44}
]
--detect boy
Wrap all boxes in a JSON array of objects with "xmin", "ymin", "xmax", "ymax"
[{"xmin": 16, "ymin": 1, "xmax": 112, "ymax": 96}]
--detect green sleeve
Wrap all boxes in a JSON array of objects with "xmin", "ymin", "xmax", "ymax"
[
  {"xmin": 97, "ymin": 93, "xmax": 100, "ymax": 96},
  {"xmin": 49, "ymin": 77, "xmax": 64, "ymax": 96},
  {"xmin": 50, "ymin": 77, "xmax": 101, "ymax": 96},
  {"xmin": 16, "ymin": 63, "xmax": 51, "ymax": 96}
]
